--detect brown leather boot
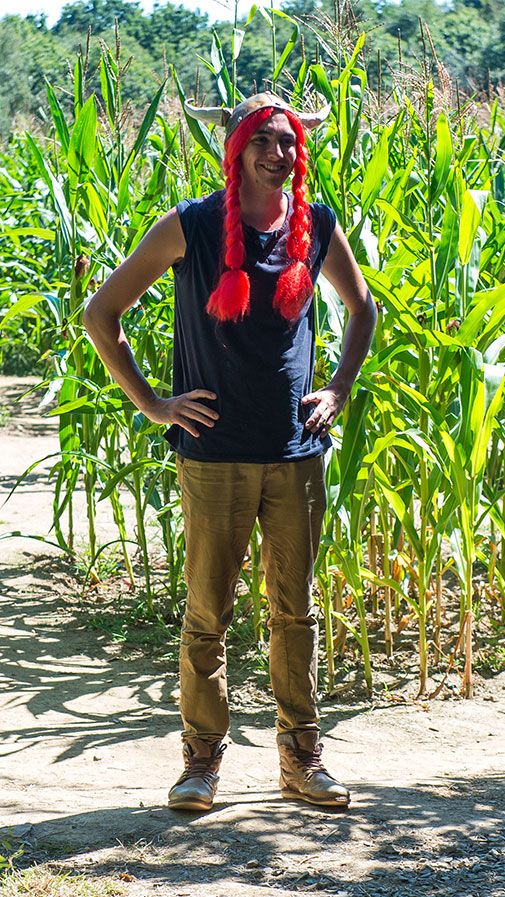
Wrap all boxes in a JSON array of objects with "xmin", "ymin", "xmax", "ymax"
[
  {"xmin": 168, "ymin": 737, "xmax": 226, "ymax": 811},
  {"xmin": 277, "ymin": 731, "xmax": 351, "ymax": 808}
]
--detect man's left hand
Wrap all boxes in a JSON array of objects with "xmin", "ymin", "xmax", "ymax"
[{"xmin": 301, "ymin": 379, "xmax": 351, "ymax": 437}]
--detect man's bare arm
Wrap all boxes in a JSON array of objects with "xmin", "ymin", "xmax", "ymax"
[
  {"xmin": 302, "ymin": 222, "xmax": 377, "ymax": 435},
  {"xmin": 82, "ymin": 209, "xmax": 219, "ymax": 436}
]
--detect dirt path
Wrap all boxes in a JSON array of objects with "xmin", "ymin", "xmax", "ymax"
[{"xmin": 1, "ymin": 375, "xmax": 505, "ymax": 897}]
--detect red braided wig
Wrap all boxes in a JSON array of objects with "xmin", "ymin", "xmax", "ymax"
[{"xmin": 206, "ymin": 106, "xmax": 313, "ymax": 324}]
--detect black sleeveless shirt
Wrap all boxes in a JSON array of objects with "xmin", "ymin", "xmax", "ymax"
[{"xmin": 163, "ymin": 189, "xmax": 335, "ymax": 463}]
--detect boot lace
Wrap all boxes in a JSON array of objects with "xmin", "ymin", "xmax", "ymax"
[
  {"xmin": 178, "ymin": 743, "xmax": 226, "ymax": 786},
  {"xmin": 293, "ymin": 742, "xmax": 330, "ymax": 779}
]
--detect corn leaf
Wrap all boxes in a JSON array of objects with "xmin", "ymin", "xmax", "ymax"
[
  {"xmin": 335, "ymin": 388, "xmax": 372, "ymax": 511},
  {"xmin": 361, "ymin": 129, "xmax": 389, "ymax": 215},
  {"xmin": 67, "ymin": 94, "xmax": 97, "ymax": 197},
  {"xmin": 45, "ymin": 78, "xmax": 70, "ymax": 154},
  {"xmin": 430, "ymin": 112, "xmax": 452, "ymax": 202},
  {"xmin": 273, "ymin": 23, "xmax": 300, "ymax": 82}
]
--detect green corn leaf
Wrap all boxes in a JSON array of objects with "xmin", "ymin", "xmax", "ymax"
[
  {"xmin": 273, "ymin": 23, "xmax": 300, "ymax": 82},
  {"xmin": 425, "ymin": 492, "xmax": 459, "ymax": 574},
  {"xmin": 117, "ymin": 155, "xmax": 135, "ymax": 218},
  {"xmin": 338, "ymin": 32, "xmax": 366, "ymax": 81},
  {"xmin": 130, "ymin": 81, "xmax": 166, "ymax": 161},
  {"xmin": 309, "ymin": 64, "xmax": 336, "ymax": 112},
  {"xmin": 99, "ymin": 56, "xmax": 116, "ymax": 129},
  {"xmin": 378, "ymin": 156, "xmax": 417, "ymax": 253},
  {"xmin": 293, "ymin": 58, "xmax": 308, "ymax": 101},
  {"xmin": 484, "ymin": 335, "xmax": 505, "ymax": 364},
  {"xmin": 448, "ymin": 527, "xmax": 469, "ymax": 586},
  {"xmin": 2, "ymin": 227, "xmax": 54, "ymax": 240},
  {"xmin": 335, "ymin": 388, "xmax": 372, "ymax": 512},
  {"xmin": 373, "ymin": 465, "xmax": 422, "ymax": 557},
  {"xmin": 74, "ymin": 55, "xmax": 83, "ymax": 116},
  {"xmin": 257, "ymin": 5, "xmax": 272, "ymax": 26},
  {"xmin": 487, "ymin": 502, "xmax": 505, "ymax": 540},
  {"xmin": 362, "ymin": 432, "xmax": 415, "ymax": 464},
  {"xmin": 47, "ymin": 396, "xmax": 95, "ymax": 415},
  {"xmin": 94, "ymin": 134, "xmax": 110, "ymax": 186},
  {"xmin": 434, "ymin": 198, "xmax": 459, "ymax": 304},
  {"xmin": 430, "ymin": 112, "xmax": 452, "ymax": 203},
  {"xmin": 211, "ymin": 30, "xmax": 233, "ymax": 105},
  {"xmin": 116, "ymin": 81, "xmax": 166, "ymax": 216},
  {"xmin": 0, "ymin": 293, "xmax": 48, "ymax": 326},
  {"xmin": 244, "ymin": 4, "xmax": 258, "ymax": 25},
  {"xmin": 360, "ymin": 267, "xmax": 426, "ymax": 339},
  {"xmin": 458, "ymin": 347, "xmax": 482, "ymax": 458},
  {"xmin": 458, "ymin": 134, "xmax": 477, "ymax": 165},
  {"xmin": 361, "ymin": 129, "xmax": 389, "ymax": 215},
  {"xmin": 376, "ymin": 199, "xmax": 431, "ymax": 249},
  {"xmin": 316, "ymin": 154, "xmax": 341, "ymax": 209},
  {"xmin": 45, "ymin": 78, "xmax": 70, "ymax": 154},
  {"xmin": 470, "ymin": 368, "xmax": 505, "ymax": 476},
  {"xmin": 439, "ymin": 430, "xmax": 468, "ymax": 506},
  {"xmin": 477, "ymin": 291, "xmax": 505, "ymax": 351},
  {"xmin": 458, "ymin": 284, "xmax": 505, "ymax": 343},
  {"xmin": 328, "ymin": 610, "xmax": 361, "ymax": 645},
  {"xmin": 25, "ymin": 134, "xmax": 72, "ymax": 247},
  {"xmin": 361, "ymin": 568, "xmax": 420, "ymax": 616},
  {"xmin": 67, "ymin": 94, "xmax": 97, "ymax": 197},
  {"xmin": 82, "ymin": 182, "xmax": 108, "ymax": 234},
  {"xmin": 459, "ymin": 189, "xmax": 488, "ymax": 265},
  {"xmin": 341, "ymin": 100, "xmax": 362, "ymax": 174},
  {"xmin": 98, "ymin": 458, "xmax": 162, "ymax": 501},
  {"xmin": 469, "ymin": 375, "xmax": 485, "ymax": 452}
]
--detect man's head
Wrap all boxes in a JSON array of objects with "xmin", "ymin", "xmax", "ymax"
[{"xmin": 238, "ymin": 111, "xmax": 297, "ymax": 193}]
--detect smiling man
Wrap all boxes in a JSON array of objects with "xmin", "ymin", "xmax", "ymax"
[{"xmin": 83, "ymin": 92, "xmax": 377, "ymax": 813}]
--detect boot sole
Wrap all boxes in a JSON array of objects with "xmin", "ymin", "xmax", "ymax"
[
  {"xmin": 168, "ymin": 797, "xmax": 213, "ymax": 811},
  {"xmin": 280, "ymin": 789, "xmax": 350, "ymax": 808}
]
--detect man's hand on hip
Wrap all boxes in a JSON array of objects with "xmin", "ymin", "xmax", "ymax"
[
  {"xmin": 302, "ymin": 377, "xmax": 351, "ymax": 437},
  {"xmin": 141, "ymin": 390, "xmax": 219, "ymax": 437}
]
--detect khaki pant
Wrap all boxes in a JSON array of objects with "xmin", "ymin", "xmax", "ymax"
[{"xmin": 176, "ymin": 454, "xmax": 327, "ymax": 742}]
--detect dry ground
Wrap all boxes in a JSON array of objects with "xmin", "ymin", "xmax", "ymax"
[{"xmin": 1, "ymin": 375, "xmax": 504, "ymax": 897}]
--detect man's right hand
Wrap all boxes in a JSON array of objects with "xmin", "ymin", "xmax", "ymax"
[{"xmin": 141, "ymin": 390, "xmax": 219, "ymax": 438}]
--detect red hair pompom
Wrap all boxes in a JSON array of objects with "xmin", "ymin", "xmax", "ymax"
[
  {"xmin": 273, "ymin": 260, "xmax": 314, "ymax": 322},
  {"xmin": 206, "ymin": 269, "xmax": 250, "ymax": 322}
]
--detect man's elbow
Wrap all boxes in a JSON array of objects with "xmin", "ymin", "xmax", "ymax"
[
  {"xmin": 366, "ymin": 289, "xmax": 378, "ymax": 325},
  {"xmin": 352, "ymin": 288, "xmax": 377, "ymax": 326},
  {"xmin": 82, "ymin": 295, "xmax": 121, "ymax": 334},
  {"xmin": 82, "ymin": 302, "xmax": 102, "ymax": 335}
]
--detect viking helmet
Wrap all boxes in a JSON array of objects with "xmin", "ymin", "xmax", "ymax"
[{"xmin": 184, "ymin": 90, "xmax": 331, "ymax": 141}]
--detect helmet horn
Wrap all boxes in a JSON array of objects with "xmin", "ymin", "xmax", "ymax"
[
  {"xmin": 184, "ymin": 99, "xmax": 232, "ymax": 127},
  {"xmin": 297, "ymin": 102, "xmax": 332, "ymax": 129}
]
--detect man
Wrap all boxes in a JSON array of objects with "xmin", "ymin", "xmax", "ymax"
[{"xmin": 83, "ymin": 92, "xmax": 377, "ymax": 813}]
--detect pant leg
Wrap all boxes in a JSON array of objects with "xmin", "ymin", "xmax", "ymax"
[
  {"xmin": 258, "ymin": 455, "xmax": 327, "ymax": 734},
  {"xmin": 176, "ymin": 456, "xmax": 262, "ymax": 742}
]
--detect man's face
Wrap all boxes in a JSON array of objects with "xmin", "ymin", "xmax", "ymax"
[{"xmin": 240, "ymin": 112, "xmax": 297, "ymax": 191}]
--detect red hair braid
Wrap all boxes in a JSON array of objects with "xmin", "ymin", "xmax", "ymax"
[
  {"xmin": 272, "ymin": 110, "xmax": 313, "ymax": 322},
  {"xmin": 206, "ymin": 105, "xmax": 313, "ymax": 324},
  {"xmin": 207, "ymin": 106, "xmax": 274, "ymax": 322}
]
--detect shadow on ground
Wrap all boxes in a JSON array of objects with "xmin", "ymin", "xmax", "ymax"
[{"xmin": 2, "ymin": 774, "xmax": 504, "ymax": 897}]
